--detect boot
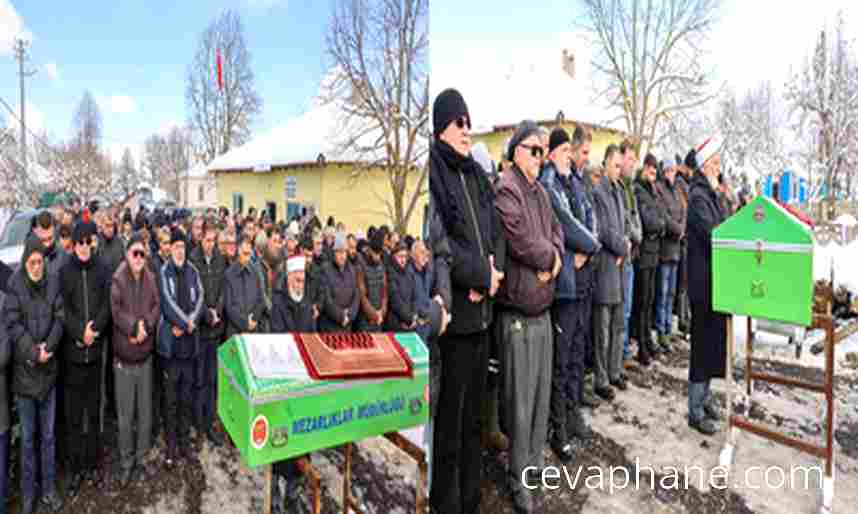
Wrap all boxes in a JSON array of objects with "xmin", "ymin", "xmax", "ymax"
[
  {"xmin": 704, "ymin": 401, "xmax": 722, "ymax": 421},
  {"xmin": 580, "ymin": 389, "xmax": 601, "ymax": 409},
  {"xmin": 658, "ymin": 334, "xmax": 673, "ymax": 353},
  {"xmin": 568, "ymin": 407, "xmax": 593, "ymax": 440},
  {"xmin": 67, "ymin": 472, "xmax": 84, "ymax": 497},
  {"xmin": 688, "ymin": 418, "xmax": 719, "ymax": 436},
  {"xmin": 40, "ymin": 490, "xmax": 64, "ymax": 513},
  {"xmin": 207, "ymin": 427, "xmax": 225, "ymax": 447},
  {"xmin": 481, "ymin": 384, "xmax": 509, "ymax": 452},
  {"xmin": 284, "ymin": 476, "xmax": 305, "ymax": 513}
]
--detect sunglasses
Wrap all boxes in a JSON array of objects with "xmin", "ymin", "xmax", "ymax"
[
  {"xmin": 454, "ymin": 116, "xmax": 471, "ymax": 130},
  {"xmin": 519, "ymin": 143, "xmax": 544, "ymax": 159},
  {"xmin": 131, "ymin": 249, "xmax": 146, "ymax": 259},
  {"xmin": 77, "ymin": 236, "xmax": 94, "ymax": 246}
]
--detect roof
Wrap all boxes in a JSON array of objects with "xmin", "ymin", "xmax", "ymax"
[
  {"xmin": 207, "ymin": 98, "xmax": 419, "ymax": 173},
  {"xmin": 432, "ymin": 32, "xmax": 627, "ymax": 136}
]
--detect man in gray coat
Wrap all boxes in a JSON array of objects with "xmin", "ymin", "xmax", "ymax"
[
  {"xmin": 591, "ymin": 145, "xmax": 631, "ymax": 403},
  {"xmin": 223, "ymin": 236, "xmax": 266, "ymax": 341}
]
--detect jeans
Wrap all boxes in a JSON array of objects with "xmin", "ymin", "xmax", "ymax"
[
  {"xmin": 656, "ymin": 263, "xmax": 679, "ymax": 335},
  {"xmin": 623, "ymin": 261, "xmax": 634, "ymax": 358},
  {"xmin": 688, "ymin": 380, "xmax": 713, "ymax": 423},
  {"xmin": 17, "ymin": 387, "xmax": 57, "ymax": 501},
  {"xmin": 0, "ymin": 430, "xmax": 8, "ymax": 514}
]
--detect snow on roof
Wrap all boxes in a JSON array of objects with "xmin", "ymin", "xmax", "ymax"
[
  {"xmin": 431, "ymin": 32, "xmax": 626, "ymax": 135},
  {"xmin": 207, "ymin": 97, "xmax": 412, "ymax": 173},
  {"xmin": 186, "ymin": 163, "xmax": 208, "ymax": 178}
]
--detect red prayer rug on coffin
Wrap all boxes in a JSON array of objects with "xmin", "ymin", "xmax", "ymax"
[{"xmin": 292, "ymin": 333, "xmax": 414, "ymax": 381}]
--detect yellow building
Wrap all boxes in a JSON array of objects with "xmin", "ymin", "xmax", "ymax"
[
  {"xmin": 208, "ymin": 101, "xmax": 427, "ymax": 236},
  {"xmin": 472, "ymin": 116, "xmax": 628, "ymax": 168}
]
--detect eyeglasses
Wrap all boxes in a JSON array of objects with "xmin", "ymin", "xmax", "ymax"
[
  {"xmin": 455, "ymin": 116, "xmax": 471, "ymax": 130},
  {"xmin": 519, "ymin": 144, "xmax": 544, "ymax": 159},
  {"xmin": 131, "ymin": 250, "xmax": 146, "ymax": 259}
]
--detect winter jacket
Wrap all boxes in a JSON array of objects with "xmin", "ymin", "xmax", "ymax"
[
  {"xmin": 494, "ymin": 165, "xmax": 564, "ymax": 316},
  {"xmin": 634, "ymin": 177, "xmax": 667, "ymax": 269},
  {"xmin": 570, "ymin": 163, "xmax": 600, "ymax": 298},
  {"xmin": 224, "ymin": 261, "xmax": 266, "ymax": 341},
  {"xmin": 620, "ymin": 175, "xmax": 643, "ymax": 260},
  {"xmin": 42, "ymin": 241, "xmax": 68, "ymax": 278},
  {"xmin": 4, "ymin": 270, "xmax": 63, "ymax": 400},
  {"xmin": 356, "ymin": 254, "xmax": 388, "ymax": 330},
  {"xmin": 59, "ymin": 253, "xmax": 111, "ymax": 365},
  {"xmin": 98, "ymin": 233, "xmax": 126, "ymax": 276},
  {"xmin": 429, "ymin": 139, "xmax": 506, "ymax": 336},
  {"xmin": 410, "ymin": 261, "xmax": 435, "ymax": 342},
  {"xmin": 538, "ymin": 161, "xmax": 601, "ymax": 302},
  {"xmin": 386, "ymin": 258, "xmax": 417, "ymax": 331},
  {"xmin": 655, "ymin": 177, "xmax": 686, "ymax": 263},
  {"xmin": 189, "ymin": 247, "xmax": 227, "ymax": 341},
  {"xmin": 687, "ymin": 173, "xmax": 727, "ymax": 306},
  {"xmin": 302, "ymin": 261, "xmax": 326, "ymax": 311},
  {"xmin": 111, "ymin": 261, "xmax": 160, "ymax": 364},
  {"xmin": 319, "ymin": 260, "xmax": 360, "ymax": 332},
  {"xmin": 254, "ymin": 257, "xmax": 281, "ymax": 333},
  {"xmin": 591, "ymin": 176, "xmax": 629, "ymax": 305},
  {"xmin": 271, "ymin": 288, "xmax": 316, "ymax": 333},
  {"xmin": 157, "ymin": 260, "xmax": 204, "ymax": 359},
  {"xmin": 148, "ymin": 253, "xmax": 170, "ymax": 293},
  {"xmin": 0, "ymin": 303, "xmax": 11, "ymax": 432}
]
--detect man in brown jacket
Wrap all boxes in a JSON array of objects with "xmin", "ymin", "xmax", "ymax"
[
  {"xmin": 110, "ymin": 234, "xmax": 161, "ymax": 488},
  {"xmin": 494, "ymin": 121, "xmax": 564, "ymax": 514}
]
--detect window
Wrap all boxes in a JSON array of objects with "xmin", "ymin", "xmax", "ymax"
[
  {"xmin": 285, "ymin": 176, "xmax": 297, "ymax": 200},
  {"xmin": 198, "ymin": 185, "xmax": 205, "ymax": 202},
  {"xmin": 233, "ymin": 193, "xmax": 244, "ymax": 214}
]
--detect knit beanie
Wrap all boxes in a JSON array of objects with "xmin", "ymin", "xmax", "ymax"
[
  {"xmin": 433, "ymin": 88, "xmax": 470, "ymax": 139},
  {"xmin": 548, "ymin": 128, "xmax": 571, "ymax": 154}
]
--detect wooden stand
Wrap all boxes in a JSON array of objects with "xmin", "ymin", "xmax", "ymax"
[
  {"xmin": 342, "ymin": 433, "xmax": 428, "ymax": 514},
  {"xmin": 265, "ymin": 456, "xmax": 322, "ymax": 514},
  {"xmin": 720, "ymin": 314, "xmax": 836, "ymax": 514}
]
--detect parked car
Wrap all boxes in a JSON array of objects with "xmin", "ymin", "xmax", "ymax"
[{"xmin": 0, "ymin": 209, "xmax": 47, "ymax": 271}]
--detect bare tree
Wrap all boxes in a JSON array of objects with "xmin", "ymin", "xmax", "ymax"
[
  {"xmin": 322, "ymin": 0, "xmax": 429, "ymax": 234},
  {"xmin": 785, "ymin": 13, "xmax": 858, "ymax": 218},
  {"xmin": 114, "ymin": 148, "xmax": 141, "ymax": 200},
  {"xmin": 716, "ymin": 82, "xmax": 789, "ymax": 179},
  {"xmin": 73, "ymin": 90, "xmax": 102, "ymax": 154},
  {"xmin": 185, "ymin": 9, "xmax": 262, "ymax": 164},
  {"xmin": 579, "ymin": 0, "xmax": 723, "ymax": 151},
  {"xmin": 141, "ymin": 127, "xmax": 193, "ymax": 201}
]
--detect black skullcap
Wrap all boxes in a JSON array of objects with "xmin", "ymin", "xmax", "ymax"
[
  {"xmin": 433, "ymin": 88, "xmax": 470, "ymax": 139},
  {"xmin": 548, "ymin": 128, "xmax": 571, "ymax": 155},
  {"xmin": 507, "ymin": 120, "xmax": 541, "ymax": 161},
  {"xmin": 170, "ymin": 227, "xmax": 187, "ymax": 246},
  {"xmin": 72, "ymin": 220, "xmax": 97, "ymax": 244}
]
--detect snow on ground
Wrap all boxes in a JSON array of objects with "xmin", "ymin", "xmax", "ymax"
[{"xmin": 814, "ymin": 239, "xmax": 858, "ymax": 293}]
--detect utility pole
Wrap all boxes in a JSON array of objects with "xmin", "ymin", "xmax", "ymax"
[{"xmin": 13, "ymin": 38, "xmax": 37, "ymax": 175}]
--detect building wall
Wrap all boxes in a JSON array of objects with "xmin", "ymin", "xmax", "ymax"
[
  {"xmin": 180, "ymin": 175, "xmax": 219, "ymax": 209},
  {"xmin": 215, "ymin": 164, "xmax": 426, "ymax": 236},
  {"xmin": 474, "ymin": 121, "xmax": 625, "ymax": 169}
]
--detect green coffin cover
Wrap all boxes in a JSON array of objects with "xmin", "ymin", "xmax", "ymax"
[
  {"xmin": 218, "ymin": 333, "xmax": 429, "ymax": 468},
  {"xmin": 712, "ymin": 195, "xmax": 814, "ymax": 326}
]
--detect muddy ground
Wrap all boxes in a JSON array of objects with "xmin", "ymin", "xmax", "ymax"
[{"xmin": 4, "ymin": 316, "xmax": 857, "ymax": 513}]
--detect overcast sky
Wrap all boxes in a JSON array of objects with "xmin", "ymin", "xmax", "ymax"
[{"xmin": 431, "ymin": 0, "xmax": 858, "ymax": 122}]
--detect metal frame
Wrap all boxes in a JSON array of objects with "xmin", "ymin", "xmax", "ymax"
[
  {"xmin": 342, "ymin": 433, "xmax": 428, "ymax": 514},
  {"xmin": 720, "ymin": 314, "xmax": 836, "ymax": 514}
]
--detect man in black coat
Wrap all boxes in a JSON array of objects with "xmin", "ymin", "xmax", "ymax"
[
  {"xmin": 4, "ymin": 235, "xmax": 65, "ymax": 513},
  {"xmin": 60, "ymin": 220, "xmax": 112, "ymax": 495},
  {"xmin": 386, "ymin": 242, "xmax": 417, "ymax": 332},
  {"xmin": 634, "ymin": 154, "xmax": 667, "ymax": 365},
  {"xmin": 686, "ymin": 148, "xmax": 727, "ymax": 436},
  {"xmin": 223, "ymin": 236, "xmax": 265, "ymax": 341},
  {"xmin": 189, "ymin": 222, "xmax": 227, "ymax": 446},
  {"xmin": 429, "ymin": 88, "xmax": 506, "ymax": 514},
  {"xmin": 270, "ymin": 255, "xmax": 315, "ymax": 514},
  {"xmin": 654, "ymin": 159, "xmax": 687, "ymax": 350},
  {"xmin": 318, "ymin": 234, "xmax": 359, "ymax": 333}
]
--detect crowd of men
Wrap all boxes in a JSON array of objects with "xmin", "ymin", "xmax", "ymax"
[
  {"xmin": 428, "ymin": 88, "xmax": 740, "ymax": 514},
  {"xmin": 0, "ymin": 199, "xmax": 446, "ymax": 514}
]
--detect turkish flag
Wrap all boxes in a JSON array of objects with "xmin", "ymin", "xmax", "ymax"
[{"xmin": 216, "ymin": 48, "xmax": 223, "ymax": 91}]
